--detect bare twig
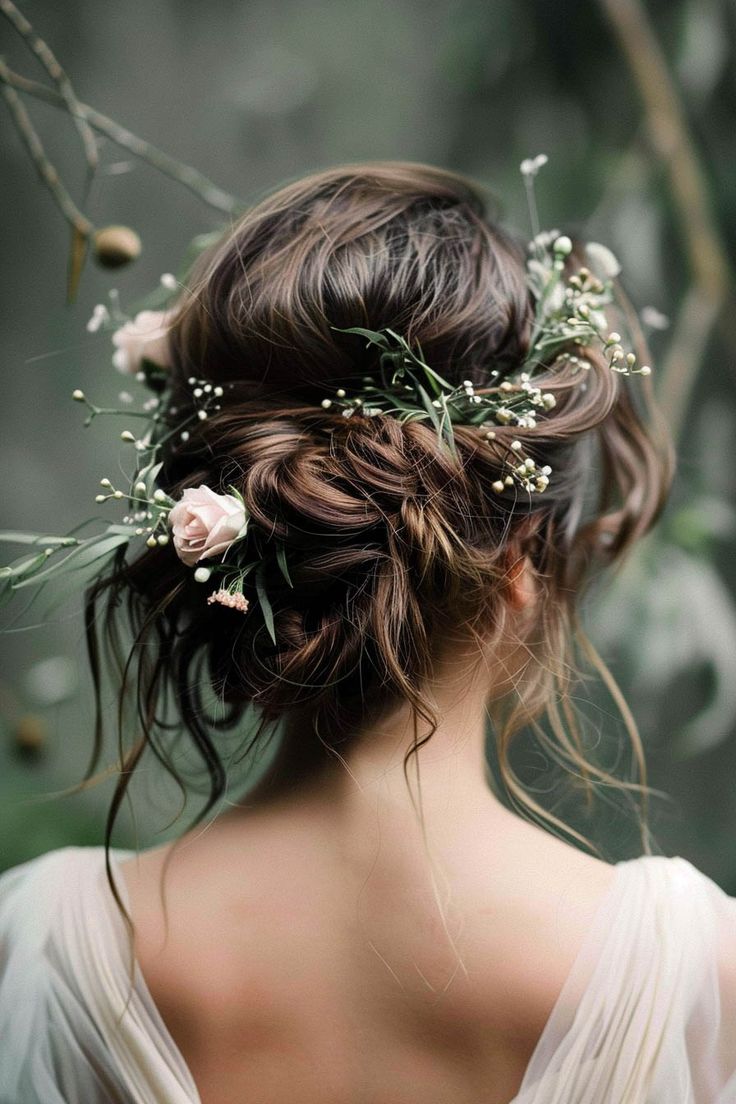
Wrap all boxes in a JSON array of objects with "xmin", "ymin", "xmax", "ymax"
[
  {"xmin": 0, "ymin": 0, "xmax": 98, "ymax": 181},
  {"xmin": 599, "ymin": 0, "xmax": 732, "ymax": 440},
  {"xmin": 0, "ymin": 65, "xmax": 242, "ymax": 216},
  {"xmin": 0, "ymin": 58, "xmax": 92, "ymax": 238}
]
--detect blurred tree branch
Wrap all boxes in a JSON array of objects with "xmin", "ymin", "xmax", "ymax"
[
  {"xmin": 0, "ymin": 58, "xmax": 92, "ymax": 240},
  {"xmin": 1, "ymin": 2, "xmax": 243, "ymax": 300},
  {"xmin": 0, "ymin": 64, "xmax": 242, "ymax": 217},
  {"xmin": 599, "ymin": 0, "xmax": 733, "ymax": 441},
  {"xmin": 0, "ymin": 0, "xmax": 97, "ymax": 184}
]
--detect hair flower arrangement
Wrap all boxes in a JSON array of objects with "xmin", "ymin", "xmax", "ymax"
[{"xmin": 0, "ymin": 156, "xmax": 652, "ymax": 638}]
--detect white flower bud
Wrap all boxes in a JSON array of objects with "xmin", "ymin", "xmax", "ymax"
[
  {"xmin": 520, "ymin": 153, "xmax": 548, "ymax": 177},
  {"xmin": 72, "ymin": 389, "xmax": 85, "ymax": 402},
  {"xmin": 135, "ymin": 481, "xmax": 147, "ymax": 495},
  {"xmin": 86, "ymin": 304, "xmax": 110, "ymax": 333},
  {"xmin": 120, "ymin": 430, "xmax": 136, "ymax": 442},
  {"xmin": 553, "ymin": 235, "xmax": 573, "ymax": 256},
  {"xmin": 99, "ymin": 478, "xmax": 112, "ymax": 488},
  {"xmin": 585, "ymin": 241, "xmax": 621, "ymax": 279},
  {"xmin": 95, "ymin": 494, "xmax": 107, "ymax": 503},
  {"xmin": 194, "ymin": 566, "xmax": 212, "ymax": 583},
  {"xmin": 153, "ymin": 489, "xmax": 167, "ymax": 503},
  {"xmin": 146, "ymin": 535, "xmax": 157, "ymax": 548},
  {"xmin": 640, "ymin": 306, "xmax": 670, "ymax": 331}
]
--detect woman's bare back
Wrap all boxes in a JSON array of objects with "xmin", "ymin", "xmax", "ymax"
[{"xmin": 120, "ymin": 798, "xmax": 615, "ymax": 1104}]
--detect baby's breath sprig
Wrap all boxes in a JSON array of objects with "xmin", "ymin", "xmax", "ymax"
[
  {"xmin": 521, "ymin": 159, "xmax": 651, "ymax": 382},
  {"xmin": 322, "ymin": 159, "xmax": 652, "ymax": 498},
  {"xmin": 328, "ymin": 326, "xmax": 550, "ymax": 494}
]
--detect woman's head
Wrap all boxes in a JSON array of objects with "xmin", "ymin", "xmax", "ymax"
[{"xmin": 86, "ymin": 162, "xmax": 672, "ymax": 849}]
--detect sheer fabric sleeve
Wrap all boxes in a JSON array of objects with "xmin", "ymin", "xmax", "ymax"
[
  {"xmin": 683, "ymin": 859, "xmax": 736, "ymax": 1102},
  {"xmin": 0, "ymin": 847, "xmax": 200, "ymax": 1104},
  {"xmin": 512, "ymin": 854, "xmax": 736, "ymax": 1104}
]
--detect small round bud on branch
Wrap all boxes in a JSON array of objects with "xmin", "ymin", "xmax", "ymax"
[{"xmin": 93, "ymin": 226, "xmax": 142, "ymax": 269}]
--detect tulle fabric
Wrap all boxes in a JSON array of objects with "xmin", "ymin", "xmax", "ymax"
[{"xmin": 0, "ymin": 846, "xmax": 735, "ymax": 1103}]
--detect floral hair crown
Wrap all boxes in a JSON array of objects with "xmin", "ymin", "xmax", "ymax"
[{"xmin": 0, "ymin": 156, "xmax": 651, "ymax": 637}]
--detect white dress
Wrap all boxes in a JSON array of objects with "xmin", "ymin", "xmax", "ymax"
[{"xmin": 1, "ymin": 846, "xmax": 735, "ymax": 1103}]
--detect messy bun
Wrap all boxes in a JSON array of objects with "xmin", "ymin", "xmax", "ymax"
[{"xmin": 85, "ymin": 162, "xmax": 671, "ymax": 852}]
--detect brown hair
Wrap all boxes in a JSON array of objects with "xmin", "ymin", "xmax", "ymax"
[{"xmin": 84, "ymin": 162, "xmax": 672, "ymax": 862}]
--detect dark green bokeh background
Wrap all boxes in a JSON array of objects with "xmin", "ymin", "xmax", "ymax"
[{"xmin": 2, "ymin": 1, "xmax": 735, "ymax": 884}]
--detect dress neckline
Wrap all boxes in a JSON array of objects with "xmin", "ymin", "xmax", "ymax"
[{"xmin": 104, "ymin": 848, "xmax": 649, "ymax": 1104}]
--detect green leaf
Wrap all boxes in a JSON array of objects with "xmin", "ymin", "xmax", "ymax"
[
  {"xmin": 105, "ymin": 524, "xmax": 140, "ymax": 537},
  {"xmin": 276, "ymin": 542, "xmax": 293, "ymax": 587},
  {"xmin": 143, "ymin": 461, "xmax": 164, "ymax": 496},
  {"xmin": 332, "ymin": 326, "xmax": 390, "ymax": 350},
  {"xmin": 255, "ymin": 564, "xmax": 276, "ymax": 645},
  {"xmin": 437, "ymin": 394, "xmax": 458, "ymax": 459},
  {"xmin": 12, "ymin": 534, "xmax": 130, "ymax": 590},
  {"xmin": 0, "ymin": 551, "xmax": 50, "ymax": 582},
  {"xmin": 0, "ymin": 532, "xmax": 79, "ymax": 548},
  {"xmin": 226, "ymin": 484, "xmax": 246, "ymax": 507},
  {"xmin": 416, "ymin": 383, "xmax": 442, "ymax": 434}
]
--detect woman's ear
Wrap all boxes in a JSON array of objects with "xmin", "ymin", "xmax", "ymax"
[{"xmin": 503, "ymin": 551, "xmax": 537, "ymax": 612}]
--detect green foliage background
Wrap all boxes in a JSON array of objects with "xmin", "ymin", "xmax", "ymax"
[{"xmin": 1, "ymin": 0, "xmax": 735, "ymax": 885}]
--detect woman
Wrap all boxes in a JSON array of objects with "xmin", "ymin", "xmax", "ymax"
[{"xmin": 1, "ymin": 162, "xmax": 735, "ymax": 1103}]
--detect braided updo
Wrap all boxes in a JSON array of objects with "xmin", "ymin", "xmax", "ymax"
[{"xmin": 86, "ymin": 162, "xmax": 671, "ymax": 849}]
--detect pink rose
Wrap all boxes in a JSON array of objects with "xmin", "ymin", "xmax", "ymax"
[
  {"xmin": 169, "ymin": 486, "xmax": 248, "ymax": 567},
  {"xmin": 111, "ymin": 310, "xmax": 174, "ymax": 375}
]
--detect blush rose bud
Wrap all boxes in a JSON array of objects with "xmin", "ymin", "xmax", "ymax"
[{"xmin": 169, "ymin": 485, "xmax": 249, "ymax": 567}]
